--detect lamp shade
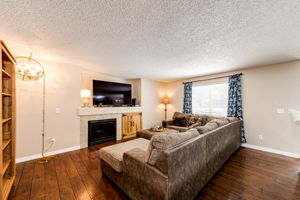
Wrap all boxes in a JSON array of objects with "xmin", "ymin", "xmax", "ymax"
[
  {"xmin": 161, "ymin": 97, "xmax": 170, "ymax": 104},
  {"xmin": 81, "ymin": 89, "xmax": 91, "ymax": 98}
]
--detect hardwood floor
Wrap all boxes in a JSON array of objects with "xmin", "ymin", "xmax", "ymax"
[{"xmin": 9, "ymin": 142, "xmax": 300, "ymax": 200}]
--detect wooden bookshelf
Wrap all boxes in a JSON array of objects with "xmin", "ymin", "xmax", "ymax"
[{"xmin": 0, "ymin": 41, "xmax": 16, "ymax": 200}]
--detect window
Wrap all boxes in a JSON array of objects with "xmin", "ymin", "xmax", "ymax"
[{"xmin": 192, "ymin": 81, "xmax": 228, "ymax": 116}]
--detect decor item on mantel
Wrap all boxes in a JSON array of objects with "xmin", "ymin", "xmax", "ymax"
[
  {"xmin": 0, "ymin": 41, "xmax": 16, "ymax": 200},
  {"xmin": 161, "ymin": 97, "xmax": 170, "ymax": 120},
  {"xmin": 15, "ymin": 54, "xmax": 57, "ymax": 164},
  {"xmin": 81, "ymin": 89, "xmax": 91, "ymax": 107}
]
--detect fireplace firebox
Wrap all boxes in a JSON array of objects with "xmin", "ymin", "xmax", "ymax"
[{"xmin": 88, "ymin": 119, "xmax": 116, "ymax": 146}]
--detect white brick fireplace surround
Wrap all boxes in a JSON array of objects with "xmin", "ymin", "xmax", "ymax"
[{"xmin": 77, "ymin": 106, "xmax": 142, "ymax": 148}]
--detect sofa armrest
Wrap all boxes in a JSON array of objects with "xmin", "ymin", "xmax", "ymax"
[
  {"xmin": 123, "ymin": 148, "xmax": 168, "ymax": 200},
  {"xmin": 123, "ymin": 148, "xmax": 167, "ymax": 177},
  {"xmin": 162, "ymin": 120, "xmax": 174, "ymax": 127}
]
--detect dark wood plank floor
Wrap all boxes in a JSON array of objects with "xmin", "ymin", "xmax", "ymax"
[{"xmin": 9, "ymin": 141, "xmax": 300, "ymax": 200}]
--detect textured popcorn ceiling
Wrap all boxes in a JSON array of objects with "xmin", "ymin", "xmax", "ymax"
[{"xmin": 0, "ymin": 0, "xmax": 300, "ymax": 81}]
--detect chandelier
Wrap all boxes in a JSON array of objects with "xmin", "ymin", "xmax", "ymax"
[{"xmin": 15, "ymin": 55, "xmax": 44, "ymax": 80}]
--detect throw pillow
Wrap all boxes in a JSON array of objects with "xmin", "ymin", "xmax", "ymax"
[
  {"xmin": 144, "ymin": 129, "xmax": 200, "ymax": 165},
  {"xmin": 196, "ymin": 122, "xmax": 218, "ymax": 134},
  {"xmin": 173, "ymin": 116, "xmax": 188, "ymax": 126},
  {"xmin": 188, "ymin": 115, "xmax": 206, "ymax": 126},
  {"xmin": 172, "ymin": 112, "xmax": 183, "ymax": 120},
  {"xmin": 187, "ymin": 115, "xmax": 198, "ymax": 126}
]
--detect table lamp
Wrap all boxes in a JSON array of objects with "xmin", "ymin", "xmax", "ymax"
[{"xmin": 81, "ymin": 89, "xmax": 91, "ymax": 107}]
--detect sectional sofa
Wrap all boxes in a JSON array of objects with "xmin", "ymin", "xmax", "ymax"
[
  {"xmin": 163, "ymin": 112, "xmax": 237, "ymax": 132},
  {"xmin": 99, "ymin": 113, "xmax": 242, "ymax": 200}
]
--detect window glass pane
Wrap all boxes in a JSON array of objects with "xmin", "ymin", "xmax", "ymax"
[{"xmin": 192, "ymin": 82, "xmax": 228, "ymax": 116}]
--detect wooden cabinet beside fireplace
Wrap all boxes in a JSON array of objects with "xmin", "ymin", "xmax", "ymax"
[{"xmin": 122, "ymin": 112, "xmax": 142, "ymax": 139}]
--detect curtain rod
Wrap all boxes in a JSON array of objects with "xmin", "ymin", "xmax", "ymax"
[{"xmin": 182, "ymin": 73, "xmax": 243, "ymax": 84}]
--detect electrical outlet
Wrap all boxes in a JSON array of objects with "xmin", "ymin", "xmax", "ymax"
[
  {"xmin": 276, "ymin": 108, "xmax": 285, "ymax": 114},
  {"xmin": 258, "ymin": 135, "xmax": 263, "ymax": 140}
]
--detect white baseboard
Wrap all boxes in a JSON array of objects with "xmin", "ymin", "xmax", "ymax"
[
  {"xmin": 241, "ymin": 143, "xmax": 300, "ymax": 158},
  {"xmin": 16, "ymin": 146, "xmax": 81, "ymax": 163}
]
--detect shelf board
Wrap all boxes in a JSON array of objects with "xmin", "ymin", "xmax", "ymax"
[
  {"xmin": 2, "ymin": 159, "xmax": 11, "ymax": 175},
  {"xmin": 2, "ymin": 139, "xmax": 11, "ymax": 150},
  {"xmin": 2, "ymin": 118, "xmax": 11, "ymax": 123},
  {"xmin": 2, "ymin": 176, "xmax": 15, "ymax": 200},
  {"xmin": 2, "ymin": 92, "xmax": 11, "ymax": 97},
  {"xmin": 2, "ymin": 69, "xmax": 12, "ymax": 78},
  {"xmin": 1, "ymin": 41, "xmax": 16, "ymax": 63}
]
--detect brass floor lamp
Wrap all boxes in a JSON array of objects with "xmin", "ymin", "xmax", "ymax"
[
  {"xmin": 15, "ymin": 55, "xmax": 57, "ymax": 163},
  {"xmin": 161, "ymin": 97, "xmax": 170, "ymax": 120}
]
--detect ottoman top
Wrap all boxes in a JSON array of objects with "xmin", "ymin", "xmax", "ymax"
[{"xmin": 99, "ymin": 138, "xmax": 149, "ymax": 173}]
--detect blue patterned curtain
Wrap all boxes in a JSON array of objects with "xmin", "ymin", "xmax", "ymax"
[
  {"xmin": 227, "ymin": 74, "xmax": 246, "ymax": 143},
  {"xmin": 183, "ymin": 82, "xmax": 192, "ymax": 114}
]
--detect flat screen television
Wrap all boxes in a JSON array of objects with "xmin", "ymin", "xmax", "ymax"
[{"xmin": 93, "ymin": 80, "xmax": 132, "ymax": 106}]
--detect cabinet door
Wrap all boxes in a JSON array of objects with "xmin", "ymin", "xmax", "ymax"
[
  {"xmin": 122, "ymin": 114, "xmax": 132, "ymax": 135},
  {"xmin": 122, "ymin": 113, "xmax": 142, "ymax": 136},
  {"xmin": 132, "ymin": 113, "xmax": 142, "ymax": 133}
]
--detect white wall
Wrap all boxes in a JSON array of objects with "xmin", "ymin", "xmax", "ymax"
[
  {"xmin": 141, "ymin": 79, "xmax": 167, "ymax": 129},
  {"xmin": 165, "ymin": 61, "xmax": 300, "ymax": 155},
  {"xmin": 16, "ymin": 61, "xmax": 81, "ymax": 158}
]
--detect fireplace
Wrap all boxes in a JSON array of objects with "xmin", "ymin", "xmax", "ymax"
[{"xmin": 88, "ymin": 119, "xmax": 116, "ymax": 146}]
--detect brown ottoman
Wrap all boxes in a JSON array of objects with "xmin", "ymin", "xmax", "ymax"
[{"xmin": 137, "ymin": 128, "xmax": 179, "ymax": 140}]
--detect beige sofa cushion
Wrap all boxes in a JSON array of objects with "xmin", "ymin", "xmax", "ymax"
[
  {"xmin": 99, "ymin": 138, "xmax": 150, "ymax": 173},
  {"xmin": 227, "ymin": 117, "xmax": 239, "ymax": 122},
  {"xmin": 145, "ymin": 129, "xmax": 199, "ymax": 165},
  {"xmin": 166, "ymin": 125, "xmax": 189, "ymax": 132},
  {"xmin": 206, "ymin": 115, "xmax": 224, "ymax": 123},
  {"xmin": 187, "ymin": 114, "xmax": 206, "ymax": 126},
  {"xmin": 196, "ymin": 122, "xmax": 218, "ymax": 134},
  {"xmin": 210, "ymin": 118, "xmax": 230, "ymax": 127},
  {"xmin": 188, "ymin": 122, "xmax": 202, "ymax": 129}
]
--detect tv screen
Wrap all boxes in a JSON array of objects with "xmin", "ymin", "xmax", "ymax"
[{"xmin": 93, "ymin": 80, "xmax": 132, "ymax": 106}]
